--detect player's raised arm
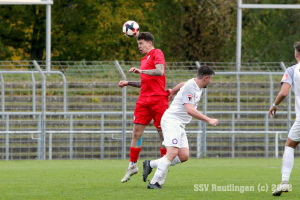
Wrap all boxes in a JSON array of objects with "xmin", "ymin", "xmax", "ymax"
[
  {"xmin": 118, "ymin": 80, "xmax": 141, "ymax": 88},
  {"xmin": 128, "ymin": 81, "xmax": 141, "ymax": 88}
]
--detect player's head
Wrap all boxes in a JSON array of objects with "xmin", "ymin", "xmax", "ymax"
[
  {"xmin": 294, "ymin": 41, "xmax": 300, "ymax": 60},
  {"xmin": 137, "ymin": 32, "xmax": 154, "ymax": 55},
  {"xmin": 197, "ymin": 65, "xmax": 215, "ymax": 88}
]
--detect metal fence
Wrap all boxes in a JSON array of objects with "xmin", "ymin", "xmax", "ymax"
[{"xmin": 0, "ymin": 61, "xmax": 297, "ymax": 160}]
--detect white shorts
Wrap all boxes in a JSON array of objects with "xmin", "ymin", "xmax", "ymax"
[
  {"xmin": 161, "ymin": 116, "xmax": 189, "ymax": 149},
  {"xmin": 288, "ymin": 120, "xmax": 300, "ymax": 142}
]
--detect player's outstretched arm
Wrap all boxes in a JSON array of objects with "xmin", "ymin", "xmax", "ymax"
[
  {"xmin": 119, "ymin": 81, "xmax": 128, "ymax": 88},
  {"xmin": 128, "ymin": 81, "xmax": 141, "ymax": 88},
  {"xmin": 184, "ymin": 103, "xmax": 218, "ymax": 126},
  {"xmin": 268, "ymin": 83, "xmax": 290, "ymax": 117},
  {"xmin": 166, "ymin": 82, "xmax": 185, "ymax": 101},
  {"xmin": 118, "ymin": 80, "xmax": 141, "ymax": 88}
]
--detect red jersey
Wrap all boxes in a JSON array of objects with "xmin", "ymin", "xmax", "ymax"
[{"xmin": 140, "ymin": 49, "xmax": 168, "ymax": 97}]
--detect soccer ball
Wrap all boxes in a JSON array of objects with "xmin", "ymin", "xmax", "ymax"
[{"xmin": 122, "ymin": 21, "xmax": 139, "ymax": 38}]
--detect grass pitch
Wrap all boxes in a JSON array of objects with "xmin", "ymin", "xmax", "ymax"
[{"xmin": 0, "ymin": 158, "xmax": 299, "ymax": 200}]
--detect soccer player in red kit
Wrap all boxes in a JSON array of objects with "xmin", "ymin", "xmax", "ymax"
[{"xmin": 119, "ymin": 32, "xmax": 169, "ymax": 183}]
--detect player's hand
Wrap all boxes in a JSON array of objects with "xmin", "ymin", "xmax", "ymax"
[
  {"xmin": 129, "ymin": 67, "xmax": 142, "ymax": 74},
  {"xmin": 268, "ymin": 106, "xmax": 277, "ymax": 117},
  {"xmin": 118, "ymin": 80, "xmax": 128, "ymax": 88},
  {"xmin": 208, "ymin": 118, "xmax": 218, "ymax": 126},
  {"xmin": 166, "ymin": 89, "xmax": 173, "ymax": 101}
]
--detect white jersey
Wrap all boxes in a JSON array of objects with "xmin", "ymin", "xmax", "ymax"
[
  {"xmin": 281, "ymin": 63, "xmax": 300, "ymax": 120},
  {"xmin": 163, "ymin": 78, "xmax": 203, "ymax": 125}
]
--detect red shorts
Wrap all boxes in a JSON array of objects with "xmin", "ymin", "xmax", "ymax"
[{"xmin": 133, "ymin": 96, "xmax": 168, "ymax": 129}]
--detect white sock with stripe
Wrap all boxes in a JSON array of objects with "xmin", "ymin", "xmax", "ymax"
[{"xmin": 150, "ymin": 156, "xmax": 171, "ymax": 184}]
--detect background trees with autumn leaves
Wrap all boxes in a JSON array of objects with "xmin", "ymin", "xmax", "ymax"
[{"xmin": 0, "ymin": 0, "xmax": 300, "ymax": 62}]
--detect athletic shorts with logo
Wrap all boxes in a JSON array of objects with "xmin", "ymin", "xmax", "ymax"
[
  {"xmin": 161, "ymin": 113, "xmax": 189, "ymax": 148},
  {"xmin": 133, "ymin": 96, "xmax": 168, "ymax": 129}
]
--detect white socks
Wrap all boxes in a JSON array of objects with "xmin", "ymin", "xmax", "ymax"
[
  {"xmin": 150, "ymin": 156, "xmax": 181, "ymax": 168},
  {"xmin": 281, "ymin": 146, "xmax": 294, "ymax": 183},
  {"xmin": 150, "ymin": 156, "xmax": 171, "ymax": 184},
  {"xmin": 171, "ymin": 156, "xmax": 181, "ymax": 166},
  {"xmin": 150, "ymin": 157, "xmax": 162, "ymax": 168}
]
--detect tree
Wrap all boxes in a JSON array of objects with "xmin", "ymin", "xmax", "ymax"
[
  {"xmin": 241, "ymin": 0, "xmax": 300, "ymax": 62},
  {"xmin": 1, "ymin": 0, "xmax": 300, "ymax": 62},
  {"xmin": 0, "ymin": 5, "xmax": 46, "ymax": 60},
  {"xmin": 153, "ymin": 0, "xmax": 237, "ymax": 62}
]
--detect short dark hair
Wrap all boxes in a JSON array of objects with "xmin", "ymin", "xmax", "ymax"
[
  {"xmin": 197, "ymin": 65, "xmax": 215, "ymax": 79},
  {"xmin": 137, "ymin": 32, "xmax": 154, "ymax": 46},
  {"xmin": 294, "ymin": 41, "xmax": 300, "ymax": 55}
]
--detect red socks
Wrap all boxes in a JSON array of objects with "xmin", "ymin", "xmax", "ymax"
[
  {"xmin": 160, "ymin": 147, "xmax": 167, "ymax": 157},
  {"xmin": 129, "ymin": 147, "xmax": 166, "ymax": 162},
  {"xmin": 129, "ymin": 147, "xmax": 141, "ymax": 162}
]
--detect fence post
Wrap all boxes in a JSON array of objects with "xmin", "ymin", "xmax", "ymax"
[
  {"xmin": 114, "ymin": 60, "xmax": 127, "ymax": 159},
  {"xmin": 46, "ymin": 4, "xmax": 51, "ymax": 71},
  {"xmin": 101, "ymin": 113, "xmax": 104, "ymax": 159},
  {"xmin": 269, "ymin": 74, "xmax": 273, "ymax": 113},
  {"xmin": 280, "ymin": 62, "xmax": 286, "ymax": 71},
  {"xmin": 275, "ymin": 132, "xmax": 278, "ymax": 158},
  {"xmin": 1, "ymin": 73, "xmax": 4, "ymax": 119},
  {"xmin": 33, "ymin": 61, "xmax": 46, "ymax": 160},
  {"xmin": 231, "ymin": 113, "xmax": 235, "ymax": 158},
  {"xmin": 6, "ymin": 114, "xmax": 9, "ymax": 161},
  {"xmin": 69, "ymin": 114, "xmax": 73, "ymax": 159},
  {"xmin": 38, "ymin": 115, "xmax": 41, "ymax": 159},
  {"xmin": 196, "ymin": 61, "xmax": 202, "ymax": 158},
  {"xmin": 264, "ymin": 114, "xmax": 269, "ymax": 158},
  {"xmin": 31, "ymin": 73, "xmax": 36, "ymax": 119},
  {"xmin": 202, "ymin": 88, "xmax": 207, "ymax": 158},
  {"xmin": 197, "ymin": 120, "xmax": 201, "ymax": 158},
  {"xmin": 49, "ymin": 132, "xmax": 52, "ymax": 160},
  {"xmin": 236, "ymin": 1, "xmax": 242, "ymax": 119},
  {"xmin": 236, "ymin": 74, "xmax": 240, "ymax": 119},
  {"xmin": 195, "ymin": 61, "xmax": 201, "ymax": 68}
]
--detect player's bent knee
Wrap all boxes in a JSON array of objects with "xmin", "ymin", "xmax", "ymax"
[
  {"xmin": 168, "ymin": 151, "xmax": 178, "ymax": 159},
  {"xmin": 166, "ymin": 150, "xmax": 179, "ymax": 161},
  {"xmin": 179, "ymin": 154, "xmax": 189, "ymax": 163},
  {"xmin": 285, "ymin": 137, "xmax": 299, "ymax": 149},
  {"xmin": 132, "ymin": 132, "xmax": 142, "ymax": 140}
]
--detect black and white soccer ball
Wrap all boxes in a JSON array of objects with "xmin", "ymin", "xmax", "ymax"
[{"xmin": 122, "ymin": 21, "xmax": 139, "ymax": 38}]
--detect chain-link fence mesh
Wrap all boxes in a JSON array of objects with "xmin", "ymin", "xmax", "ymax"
[{"xmin": 0, "ymin": 61, "xmax": 296, "ymax": 159}]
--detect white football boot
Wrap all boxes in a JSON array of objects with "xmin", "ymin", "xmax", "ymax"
[{"xmin": 121, "ymin": 165, "xmax": 139, "ymax": 183}]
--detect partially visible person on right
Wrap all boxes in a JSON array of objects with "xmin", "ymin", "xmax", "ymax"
[{"xmin": 269, "ymin": 41, "xmax": 300, "ymax": 196}]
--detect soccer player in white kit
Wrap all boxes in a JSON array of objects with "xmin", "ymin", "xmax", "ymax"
[
  {"xmin": 143, "ymin": 65, "xmax": 219, "ymax": 189},
  {"xmin": 269, "ymin": 41, "xmax": 300, "ymax": 196}
]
